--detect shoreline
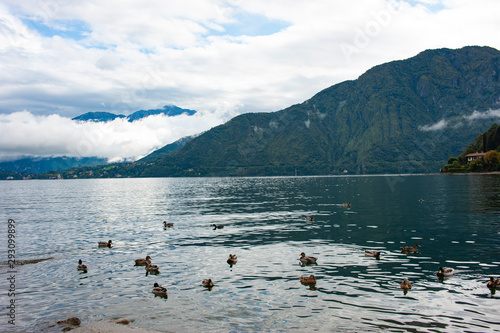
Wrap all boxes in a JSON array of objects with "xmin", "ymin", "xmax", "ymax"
[{"xmin": 440, "ymin": 171, "xmax": 500, "ymax": 175}]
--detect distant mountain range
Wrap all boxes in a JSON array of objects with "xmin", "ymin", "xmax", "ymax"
[
  {"xmin": 0, "ymin": 156, "xmax": 108, "ymax": 174},
  {"xmin": 0, "ymin": 105, "xmax": 196, "ymax": 175},
  {"xmin": 72, "ymin": 105, "xmax": 196, "ymax": 122},
  {"xmin": 6, "ymin": 46, "xmax": 500, "ymax": 178}
]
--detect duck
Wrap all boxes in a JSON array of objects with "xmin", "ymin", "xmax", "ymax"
[
  {"xmin": 342, "ymin": 203, "xmax": 351, "ymax": 208},
  {"xmin": 77, "ymin": 259, "xmax": 87, "ymax": 272},
  {"xmin": 299, "ymin": 252, "xmax": 317, "ymax": 265},
  {"xmin": 212, "ymin": 224, "xmax": 224, "ymax": 229},
  {"xmin": 400, "ymin": 243, "xmax": 420, "ymax": 253},
  {"xmin": 305, "ymin": 217, "xmax": 314, "ymax": 222},
  {"xmin": 145, "ymin": 263, "xmax": 160, "ymax": 274},
  {"xmin": 202, "ymin": 279, "xmax": 214, "ymax": 288},
  {"xmin": 152, "ymin": 283, "xmax": 167, "ymax": 297},
  {"xmin": 163, "ymin": 221, "xmax": 174, "ymax": 227},
  {"xmin": 227, "ymin": 254, "xmax": 238, "ymax": 265},
  {"xmin": 400, "ymin": 278, "xmax": 412, "ymax": 291},
  {"xmin": 487, "ymin": 277, "xmax": 500, "ymax": 289},
  {"xmin": 134, "ymin": 256, "xmax": 152, "ymax": 266},
  {"xmin": 98, "ymin": 240, "xmax": 113, "ymax": 248},
  {"xmin": 436, "ymin": 267, "xmax": 454, "ymax": 278},
  {"xmin": 299, "ymin": 275, "xmax": 317, "ymax": 285},
  {"xmin": 364, "ymin": 250, "xmax": 381, "ymax": 259}
]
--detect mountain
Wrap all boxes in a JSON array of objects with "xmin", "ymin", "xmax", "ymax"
[
  {"xmin": 47, "ymin": 46, "xmax": 500, "ymax": 178},
  {"xmin": 73, "ymin": 105, "xmax": 196, "ymax": 122},
  {"xmin": 133, "ymin": 46, "xmax": 500, "ymax": 177},
  {"xmin": 0, "ymin": 156, "xmax": 108, "ymax": 174},
  {"xmin": 126, "ymin": 105, "xmax": 196, "ymax": 122},
  {"xmin": 72, "ymin": 112, "xmax": 126, "ymax": 122},
  {"xmin": 139, "ymin": 134, "xmax": 199, "ymax": 163}
]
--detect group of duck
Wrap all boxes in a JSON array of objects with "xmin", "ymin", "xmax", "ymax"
[
  {"xmin": 305, "ymin": 209, "xmax": 500, "ymax": 296},
  {"xmin": 139, "ymin": 251, "xmax": 234, "ymax": 296},
  {"xmin": 77, "ymin": 221, "xmax": 500, "ymax": 298},
  {"xmin": 75, "ymin": 223, "xmax": 238, "ymax": 298},
  {"xmin": 363, "ymin": 242, "xmax": 500, "ymax": 295},
  {"xmin": 77, "ymin": 239, "xmax": 113, "ymax": 272}
]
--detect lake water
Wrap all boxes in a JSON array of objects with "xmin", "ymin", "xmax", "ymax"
[{"xmin": 0, "ymin": 174, "xmax": 499, "ymax": 332}]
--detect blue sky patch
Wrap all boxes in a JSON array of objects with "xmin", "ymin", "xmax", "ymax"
[
  {"xmin": 22, "ymin": 18, "xmax": 91, "ymax": 41},
  {"xmin": 405, "ymin": 0, "xmax": 446, "ymax": 12},
  {"xmin": 211, "ymin": 12, "xmax": 289, "ymax": 37}
]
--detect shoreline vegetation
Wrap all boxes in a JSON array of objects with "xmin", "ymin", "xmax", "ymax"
[
  {"xmin": 441, "ymin": 123, "xmax": 500, "ymax": 174},
  {"xmin": 3, "ymin": 167, "xmax": 500, "ymax": 181}
]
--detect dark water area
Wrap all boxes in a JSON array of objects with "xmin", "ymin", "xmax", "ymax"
[{"xmin": 0, "ymin": 174, "xmax": 499, "ymax": 332}]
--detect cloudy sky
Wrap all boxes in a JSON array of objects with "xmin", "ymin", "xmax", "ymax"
[{"xmin": 1, "ymin": 0, "xmax": 499, "ymax": 162}]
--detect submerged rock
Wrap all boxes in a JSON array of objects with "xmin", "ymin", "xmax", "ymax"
[{"xmin": 57, "ymin": 317, "xmax": 81, "ymax": 332}]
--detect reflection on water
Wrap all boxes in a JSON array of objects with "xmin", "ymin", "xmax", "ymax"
[{"xmin": 0, "ymin": 175, "xmax": 499, "ymax": 332}]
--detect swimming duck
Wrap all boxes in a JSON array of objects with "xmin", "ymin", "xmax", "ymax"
[
  {"xmin": 202, "ymin": 279, "xmax": 214, "ymax": 288},
  {"xmin": 212, "ymin": 224, "xmax": 224, "ymax": 229},
  {"xmin": 299, "ymin": 252, "xmax": 317, "ymax": 265},
  {"xmin": 98, "ymin": 240, "xmax": 113, "ymax": 248},
  {"xmin": 152, "ymin": 283, "xmax": 167, "ymax": 297},
  {"xmin": 299, "ymin": 275, "xmax": 317, "ymax": 285},
  {"xmin": 400, "ymin": 243, "xmax": 420, "ymax": 253},
  {"xmin": 77, "ymin": 259, "xmax": 87, "ymax": 272},
  {"xmin": 145, "ymin": 263, "xmax": 160, "ymax": 274},
  {"xmin": 342, "ymin": 203, "xmax": 351, "ymax": 208},
  {"xmin": 135, "ymin": 256, "xmax": 152, "ymax": 266},
  {"xmin": 163, "ymin": 221, "xmax": 174, "ymax": 227},
  {"xmin": 364, "ymin": 250, "xmax": 381, "ymax": 259},
  {"xmin": 436, "ymin": 267, "xmax": 454, "ymax": 278},
  {"xmin": 227, "ymin": 254, "xmax": 238, "ymax": 265},
  {"xmin": 305, "ymin": 217, "xmax": 314, "ymax": 222},
  {"xmin": 487, "ymin": 277, "xmax": 500, "ymax": 289},
  {"xmin": 400, "ymin": 278, "xmax": 412, "ymax": 291}
]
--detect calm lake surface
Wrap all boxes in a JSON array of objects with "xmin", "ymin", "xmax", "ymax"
[{"xmin": 0, "ymin": 175, "xmax": 499, "ymax": 332}]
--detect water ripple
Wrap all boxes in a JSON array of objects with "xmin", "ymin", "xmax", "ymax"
[{"xmin": 1, "ymin": 176, "xmax": 500, "ymax": 332}]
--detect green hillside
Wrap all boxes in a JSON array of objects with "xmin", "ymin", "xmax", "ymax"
[
  {"xmin": 137, "ymin": 46, "xmax": 500, "ymax": 176},
  {"xmin": 47, "ymin": 46, "xmax": 500, "ymax": 178}
]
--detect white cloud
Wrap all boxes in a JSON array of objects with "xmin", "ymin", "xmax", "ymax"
[
  {"xmin": 0, "ymin": 111, "xmax": 227, "ymax": 162},
  {"xmin": 419, "ymin": 109, "xmax": 500, "ymax": 132},
  {"xmin": 464, "ymin": 109, "xmax": 500, "ymax": 121},
  {"xmin": 0, "ymin": 0, "xmax": 500, "ymax": 161},
  {"xmin": 419, "ymin": 119, "xmax": 448, "ymax": 131}
]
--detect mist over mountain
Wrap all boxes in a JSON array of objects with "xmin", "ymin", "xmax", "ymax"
[
  {"xmin": 136, "ymin": 46, "xmax": 500, "ymax": 176},
  {"xmin": 0, "ymin": 105, "xmax": 196, "ymax": 174},
  {"xmin": 10, "ymin": 46, "xmax": 500, "ymax": 179}
]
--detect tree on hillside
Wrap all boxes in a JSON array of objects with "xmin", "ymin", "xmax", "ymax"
[
  {"xmin": 468, "ymin": 159, "xmax": 484, "ymax": 172},
  {"xmin": 485, "ymin": 123, "xmax": 500, "ymax": 151},
  {"xmin": 484, "ymin": 150, "xmax": 500, "ymax": 170}
]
